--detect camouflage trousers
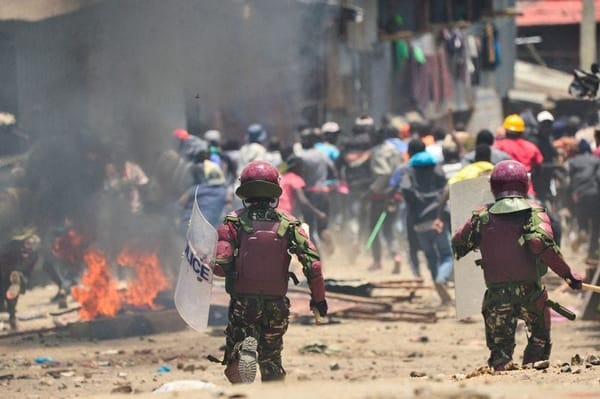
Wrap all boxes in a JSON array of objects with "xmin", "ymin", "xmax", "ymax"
[
  {"xmin": 482, "ymin": 282, "xmax": 551, "ymax": 368},
  {"xmin": 224, "ymin": 295, "xmax": 290, "ymax": 381}
]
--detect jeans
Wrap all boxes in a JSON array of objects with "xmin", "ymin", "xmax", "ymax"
[{"xmin": 415, "ymin": 228, "xmax": 453, "ymax": 283}]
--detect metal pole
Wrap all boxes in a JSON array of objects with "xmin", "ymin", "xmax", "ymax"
[{"xmin": 580, "ymin": 0, "xmax": 597, "ymax": 70}]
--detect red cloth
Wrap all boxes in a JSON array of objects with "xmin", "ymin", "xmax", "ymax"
[
  {"xmin": 277, "ymin": 172, "xmax": 305, "ymax": 215},
  {"xmin": 494, "ymin": 138, "xmax": 544, "ymax": 172},
  {"xmin": 494, "ymin": 138, "xmax": 544, "ymax": 196}
]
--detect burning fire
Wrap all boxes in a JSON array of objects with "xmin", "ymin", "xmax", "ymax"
[
  {"xmin": 71, "ymin": 239, "xmax": 172, "ymax": 320},
  {"xmin": 71, "ymin": 248, "xmax": 122, "ymax": 320},
  {"xmin": 117, "ymin": 244, "xmax": 170, "ymax": 310}
]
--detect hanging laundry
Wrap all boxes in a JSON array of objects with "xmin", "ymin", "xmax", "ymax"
[
  {"xmin": 393, "ymin": 39, "xmax": 410, "ymax": 71},
  {"xmin": 467, "ymin": 34, "xmax": 481, "ymax": 85},
  {"xmin": 442, "ymin": 27, "xmax": 467, "ymax": 81}
]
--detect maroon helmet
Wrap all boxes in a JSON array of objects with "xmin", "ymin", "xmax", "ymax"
[
  {"xmin": 490, "ymin": 160, "xmax": 529, "ymax": 199},
  {"xmin": 235, "ymin": 160, "xmax": 282, "ymax": 200}
]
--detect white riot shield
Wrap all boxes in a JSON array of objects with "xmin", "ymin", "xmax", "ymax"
[
  {"xmin": 450, "ymin": 176, "xmax": 494, "ymax": 320},
  {"xmin": 174, "ymin": 191, "xmax": 218, "ymax": 331}
]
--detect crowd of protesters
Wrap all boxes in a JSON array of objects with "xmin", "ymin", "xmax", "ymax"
[
  {"xmin": 1, "ymin": 107, "xmax": 600, "ymax": 329},
  {"xmin": 165, "ymin": 109, "xmax": 600, "ymax": 307}
]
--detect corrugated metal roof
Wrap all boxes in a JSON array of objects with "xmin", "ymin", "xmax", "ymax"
[{"xmin": 517, "ymin": 0, "xmax": 600, "ymax": 26}]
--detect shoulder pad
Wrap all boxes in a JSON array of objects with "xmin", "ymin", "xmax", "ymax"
[
  {"xmin": 225, "ymin": 208, "xmax": 253, "ymax": 232},
  {"xmin": 472, "ymin": 204, "xmax": 490, "ymax": 214},
  {"xmin": 277, "ymin": 209, "xmax": 298, "ymax": 222},
  {"xmin": 217, "ymin": 224, "xmax": 236, "ymax": 241},
  {"xmin": 275, "ymin": 209, "xmax": 300, "ymax": 237},
  {"xmin": 472, "ymin": 204, "xmax": 492, "ymax": 224},
  {"xmin": 519, "ymin": 206, "xmax": 556, "ymax": 247},
  {"xmin": 526, "ymin": 199, "xmax": 546, "ymax": 211}
]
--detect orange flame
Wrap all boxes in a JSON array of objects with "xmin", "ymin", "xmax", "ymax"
[
  {"xmin": 71, "ymin": 240, "xmax": 172, "ymax": 320},
  {"xmin": 71, "ymin": 248, "xmax": 122, "ymax": 320},
  {"xmin": 117, "ymin": 244, "xmax": 171, "ymax": 310}
]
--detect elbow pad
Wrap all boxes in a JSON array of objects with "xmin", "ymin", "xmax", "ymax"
[
  {"xmin": 217, "ymin": 223, "xmax": 236, "ymax": 241},
  {"xmin": 214, "ymin": 239, "xmax": 234, "ymax": 277},
  {"xmin": 215, "ymin": 223, "xmax": 237, "ymax": 277},
  {"xmin": 215, "ymin": 240, "xmax": 234, "ymax": 265}
]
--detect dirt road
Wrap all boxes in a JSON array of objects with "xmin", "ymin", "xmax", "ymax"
[{"xmin": 1, "ymin": 245, "xmax": 600, "ymax": 399}]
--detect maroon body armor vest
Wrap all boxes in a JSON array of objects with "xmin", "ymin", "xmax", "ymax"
[
  {"xmin": 233, "ymin": 220, "xmax": 291, "ymax": 296},
  {"xmin": 479, "ymin": 212, "xmax": 538, "ymax": 285}
]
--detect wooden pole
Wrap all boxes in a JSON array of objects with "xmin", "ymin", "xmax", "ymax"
[{"xmin": 582, "ymin": 282, "xmax": 600, "ymax": 294}]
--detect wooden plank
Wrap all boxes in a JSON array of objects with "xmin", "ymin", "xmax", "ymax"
[
  {"xmin": 368, "ymin": 292, "xmax": 418, "ymax": 303},
  {"xmin": 370, "ymin": 282, "xmax": 430, "ymax": 290},
  {"xmin": 0, "ymin": 325, "xmax": 68, "ymax": 340},
  {"xmin": 340, "ymin": 311, "xmax": 437, "ymax": 324},
  {"xmin": 581, "ymin": 266, "xmax": 600, "ymax": 320},
  {"xmin": 288, "ymin": 286, "xmax": 392, "ymax": 309},
  {"xmin": 370, "ymin": 278, "xmax": 426, "ymax": 285}
]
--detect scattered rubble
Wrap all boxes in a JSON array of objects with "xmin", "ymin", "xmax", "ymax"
[{"xmin": 289, "ymin": 278, "xmax": 438, "ymax": 323}]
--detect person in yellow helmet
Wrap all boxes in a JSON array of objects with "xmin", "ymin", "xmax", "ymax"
[
  {"xmin": 494, "ymin": 114, "xmax": 544, "ymax": 196},
  {"xmin": 503, "ymin": 114, "xmax": 526, "ymax": 133}
]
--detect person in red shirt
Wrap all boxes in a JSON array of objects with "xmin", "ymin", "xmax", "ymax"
[
  {"xmin": 494, "ymin": 114, "xmax": 544, "ymax": 196},
  {"xmin": 494, "ymin": 114, "xmax": 544, "ymax": 173},
  {"xmin": 278, "ymin": 155, "xmax": 326, "ymax": 222}
]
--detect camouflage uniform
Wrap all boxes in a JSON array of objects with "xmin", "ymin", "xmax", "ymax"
[
  {"xmin": 213, "ymin": 161, "xmax": 327, "ymax": 383},
  {"xmin": 225, "ymin": 295, "xmax": 290, "ymax": 379},
  {"xmin": 482, "ymin": 281, "xmax": 550, "ymax": 368},
  {"xmin": 215, "ymin": 204, "xmax": 325, "ymax": 382}
]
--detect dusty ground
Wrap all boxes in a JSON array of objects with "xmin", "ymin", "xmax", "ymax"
[{"xmin": 1, "ymin": 238, "xmax": 600, "ymax": 399}]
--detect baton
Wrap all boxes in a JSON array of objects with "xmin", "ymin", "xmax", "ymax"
[
  {"xmin": 582, "ymin": 283, "xmax": 600, "ymax": 294},
  {"xmin": 365, "ymin": 211, "xmax": 387, "ymax": 250},
  {"xmin": 566, "ymin": 279, "xmax": 600, "ymax": 294},
  {"xmin": 546, "ymin": 299, "xmax": 576, "ymax": 321}
]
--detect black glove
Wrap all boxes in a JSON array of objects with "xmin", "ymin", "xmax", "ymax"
[
  {"xmin": 566, "ymin": 272, "xmax": 583, "ymax": 290},
  {"xmin": 310, "ymin": 299, "xmax": 328, "ymax": 317}
]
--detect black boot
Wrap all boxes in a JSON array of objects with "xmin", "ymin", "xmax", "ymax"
[{"xmin": 8, "ymin": 314, "xmax": 17, "ymax": 330}]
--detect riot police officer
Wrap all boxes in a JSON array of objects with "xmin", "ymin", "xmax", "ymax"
[
  {"xmin": 213, "ymin": 160, "xmax": 327, "ymax": 383},
  {"xmin": 452, "ymin": 160, "xmax": 582, "ymax": 371}
]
